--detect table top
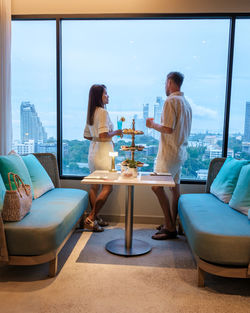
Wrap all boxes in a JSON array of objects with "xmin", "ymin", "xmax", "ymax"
[{"xmin": 81, "ymin": 170, "xmax": 175, "ymax": 187}]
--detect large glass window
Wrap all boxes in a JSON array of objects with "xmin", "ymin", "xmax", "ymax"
[
  {"xmin": 228, "ymin": 18, "xmax": 250, "ymax": 161},
  {"xmin": 11, "ymin": 21, "xmax": 57, "ymax": 156},
  {"xmin": 61, "ymin": 19, "xmax": 230, "ymax": 178}
]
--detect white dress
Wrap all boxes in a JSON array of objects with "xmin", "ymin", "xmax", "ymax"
[{"xmin": 84, "ymin": 107, "xmax": 114, "ymax": 173}]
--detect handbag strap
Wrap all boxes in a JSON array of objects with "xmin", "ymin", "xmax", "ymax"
[{"xmin": 7, "ymin": 172, "xmax": 29, "ymax": 197}]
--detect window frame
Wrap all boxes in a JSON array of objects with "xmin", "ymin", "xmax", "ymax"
[{"xmin": 11, "ymin": 13, "xmax": 250, "ymax": 183}]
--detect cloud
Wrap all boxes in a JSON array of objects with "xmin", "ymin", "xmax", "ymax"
[{"xmin": 186, "ymin": 97, "xmax": 218, "ymax": 119}]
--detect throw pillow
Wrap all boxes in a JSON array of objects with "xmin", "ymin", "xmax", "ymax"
[
  {"xmin": 0, "ymin": 153, "xmax": 34, "ymax": 198},
  {"xmin": 229, "ymin": 164, "xmax": 250, "ymax": 216},
  {"xmin": 22, "ymin": 154, "xmax": 54, "ymax": 199},
  {"xmin": 0, "ymin": 175, "xmax": 6, "ymax": 212},
  {"xmin": 210, "ymin": 157, "xmax": 249, "ymax": 203}
]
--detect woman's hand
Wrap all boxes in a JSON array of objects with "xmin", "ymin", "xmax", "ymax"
[
  {"xmin": 115, "ymin": 129, "xmax": 123, "ymax": 137},
  {"xmin": 99, "ymin": 129, "xmax": 123, "ymax": 139}
]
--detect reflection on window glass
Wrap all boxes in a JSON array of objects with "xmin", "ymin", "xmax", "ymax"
[
  {"xmin": 11, "ymin": 21, "xmax": 57, "ymax": 156},
  {"xmin": 62, "ymin": 19, "xmax": 230, "ymax": 179},
  {"xmin": 228, "ymin": 19, "xmax": 250, "ymax": 161}
]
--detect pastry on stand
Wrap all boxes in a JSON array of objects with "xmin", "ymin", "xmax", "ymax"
[{"xmin": 121, "ymin": 119, "xmax": 144, "ymax": 177}]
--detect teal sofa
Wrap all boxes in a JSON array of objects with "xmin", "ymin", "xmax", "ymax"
[
  {"xmin": 0, "ymin": 153, "xmax": 88, "ymax": 277},
  {"xmin": 178, "ymin": 158, "xmax": 250, "ymax": 287}
]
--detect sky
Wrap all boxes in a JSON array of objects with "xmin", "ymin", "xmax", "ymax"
[{"xmin": 11, "ymin": 18, "xmax": 250, "ymax": 141}]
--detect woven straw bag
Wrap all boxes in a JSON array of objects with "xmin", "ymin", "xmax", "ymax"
[{"xmin": 2, "ymin": 172, "xmax": 32, "ymax": 222}]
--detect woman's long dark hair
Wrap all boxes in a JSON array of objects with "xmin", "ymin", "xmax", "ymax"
[{"xmin": 87, "ymin": 84, "xmax": 106, "ymax": 125}]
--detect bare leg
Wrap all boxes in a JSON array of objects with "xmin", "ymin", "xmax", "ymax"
[
  {"xmin": 152, "ymin": 186, "xmax": 176, "ymax": 232},
  {"xmin": 170, "ymin": 184, "xmax": 180, "ymax": 228},
  {"xmin": 88, "ymin": 185, "xmax": 112, "ymax": 220},
  {"xmin": 89, "ymin": 184, "xmax": 100, "ymax": 210}
]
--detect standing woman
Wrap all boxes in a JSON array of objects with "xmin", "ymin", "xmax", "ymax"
[{"xmin": 84, "ymin": 84, "xmax": 122, "ymax": 232}]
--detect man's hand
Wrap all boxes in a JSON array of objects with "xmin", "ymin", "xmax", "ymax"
[
  {"xmin": 146, "ymin": 118, "xmax": 173, "ymax": 134},
  {"xmin": 146, "ymin": 118, "xmax": 155, "ymax": 129}
]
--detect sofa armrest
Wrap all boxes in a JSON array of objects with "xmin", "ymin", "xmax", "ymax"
[
  {"xmin": 205, "ymin": 157, "xmax": 226, "ymax": 193},
  {"xmin": 0, "ymin": 214, "xmax": 8, "ymax": 262},
  {"xmin": 33, "ymin": 153, "xmax": 61, "ymax": 188}
]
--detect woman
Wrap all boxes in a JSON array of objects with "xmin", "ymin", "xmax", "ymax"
[{"xmin": 84, "ymin": 84, "xmax": 122, "ymax": 232}]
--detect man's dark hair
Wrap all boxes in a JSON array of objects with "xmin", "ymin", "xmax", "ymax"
[{"xmin": 167, "ymin": 72, "xmax": 184, "ymax": 88}]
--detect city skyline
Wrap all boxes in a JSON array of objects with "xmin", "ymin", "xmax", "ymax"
[
  {"xmin": 14, "ymin": 98, "xmax": 250, "ymax": 178},
  {"xmin": 14, "ymin": 97, "xmax": 250, "ymax": 144},
  {"xmin": 20, "ymin": 101, "xmax": 47, "ymax": 144},
  {"xmin": 16, "ymin": 98, "xmax": 250, "ymax": 144}
]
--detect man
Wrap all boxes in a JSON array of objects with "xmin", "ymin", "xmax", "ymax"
[{"xmin": 146, "ymin": 72, "xmax": 192, "ymax": 240}]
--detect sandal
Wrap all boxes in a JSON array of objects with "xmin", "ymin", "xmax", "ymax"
[
  {"xmin": 84, "ymin": 217, "xmax": 104, "ymax": 232},
  {"xmin": 152, "ymin": 228, "xmax": 178, "ymax": 240},
  {"xmin": 96, "ymin": 216, "xmax": 109, "ymax": 227},
  {"xmin": 156, "ymin": 224, "xmax": 164, "ymax": 230}
]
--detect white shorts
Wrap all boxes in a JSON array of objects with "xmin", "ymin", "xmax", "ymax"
[{"xmin": 154, "ymin": 159, "xmax": 182, "ymax": 184}]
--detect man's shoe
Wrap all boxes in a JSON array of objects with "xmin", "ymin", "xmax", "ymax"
[
  {"xmin": 96, "ymin": 215, "xmax": 109, "ymax": 227},
  {"xmin": 152, "ymin": 228, "xmax": 178, "ymax": 240},
  {"xmin": 84, "ymin": 217, "xmax": 104, "ymax": 232}
]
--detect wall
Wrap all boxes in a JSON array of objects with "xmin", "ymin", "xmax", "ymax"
[{"xmin": 11, "ymin": 0, "xmax": 250, "ymax": 15}]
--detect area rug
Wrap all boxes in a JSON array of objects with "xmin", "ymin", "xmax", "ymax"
[{"xmin": 77, "ymin": 227, "xmax": 195, "ymax": 269}]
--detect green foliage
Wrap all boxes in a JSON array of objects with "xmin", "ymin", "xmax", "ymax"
[{"xmin": 61, "ymin": 134, "xmax": 250, "ymax": 178}]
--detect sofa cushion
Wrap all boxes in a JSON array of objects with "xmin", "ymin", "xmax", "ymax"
[
  {"xmin": 22, "ymin": 154, "xmax": 54, "ymax": 199},
  {"xmin": 4, "ymin": 188, "xmax": 88, "ymax": 256},
  {"xmin": 178, "ymin": 193, "xmax": 250, "ymax": 266},
  {"xmin": 210, "ymin": 157, "xmax": 249, "ymax": 203},
  {"xmin": 0, "ymin": 154, "xmax": 34, "ymax": 198},
  {"xmin": 229, "ymin": 164, "xmax": 250, "ymax": 216},
  {"xmin": 0, "ymin": 175, "xmax": 6, "ymax": 212}
]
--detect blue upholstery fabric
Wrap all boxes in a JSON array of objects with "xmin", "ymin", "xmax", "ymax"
[
  {"xmin": 178, "ymin": 193, "xmax": 250, "ymax": 266},
  {"xmin": 0, "ymin": 175, "xmax": 6, "ymax": 212},
  {"xmin": 210, "ymin": 157, "xmax": 249, "ymax": 203},
  {"xmin": 22, "ymin": 154, "xmax": 54, "ymax": 199},
  {"xmin": 0, "ymin": 153, "xmax": 34, "ymax": 198},
  {"xmin": 4, "ymin": 188, "xmax": 88, "ymax": 255},
  {"xmin": 229, "ymin": 164, "xmax": 250, "ymax": 216}
]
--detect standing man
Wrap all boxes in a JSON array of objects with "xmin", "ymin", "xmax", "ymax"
[{"xmin": 146, "ymin": 72, "xmax": 192, "ymax": 240}]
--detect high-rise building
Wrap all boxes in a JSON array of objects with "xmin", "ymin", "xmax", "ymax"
[
  {"xmin": 243, "ymin": 101, "xmax": 250, "ymax": 142},
  {"xmin": 154, "ymin": 97, "xmax": 164, "ymax": 123},
  {"xmin": 20, "ymin": 101, "xmax": 47, "ymax": 144},
  {"xmin": 153, "ymin": 97, "xmax": 164, "ymax": 139},
  {"xmin": 143, "ymin": 103, "xmax": 149, "ymax": 120}
]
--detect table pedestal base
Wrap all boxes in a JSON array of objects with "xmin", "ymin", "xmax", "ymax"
[{"xmin": 105, "ymin": 239, "xmax": 151, "ymax": 256}]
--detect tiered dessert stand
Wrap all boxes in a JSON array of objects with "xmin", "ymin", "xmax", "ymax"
[{"xmin": 120, "ymin": 118, "xmax": 144, "ymax": 163}]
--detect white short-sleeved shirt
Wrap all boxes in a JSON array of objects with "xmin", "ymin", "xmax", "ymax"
[
  {"xmin": 154, "ymin": 91, "xmax": 192, "ymax": 183},
  {"xmin": 84, "ymin": 107, "xmax": 114, "ymax": 172}
]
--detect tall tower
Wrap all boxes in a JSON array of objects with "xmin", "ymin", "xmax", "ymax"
[
  {"xmin": 143, "ymin": 103, "xmax": 149, "ymax": 120},
  {"xmin": 20, "ymin": 101, "xmax": 47, "ymax": 144},
  {"xmin": 154, "ymin": 97, "xmax": 164, "ymax": 124},
  {"xmin": 244, "ymin": 101, "xmax": 250, "ymax": 142}
]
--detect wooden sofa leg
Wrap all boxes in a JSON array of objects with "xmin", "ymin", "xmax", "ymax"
[
  {"xmin": 49, "ymin": 256, "xmax": 58, "ymax": 277},
  {"xmin": 198, "ymin": 267, "xmax": 205, "ymax": 287}
]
